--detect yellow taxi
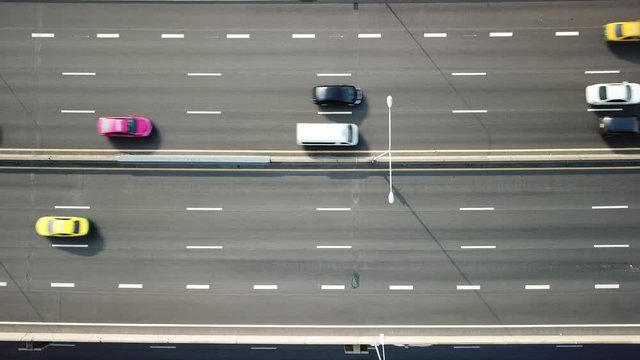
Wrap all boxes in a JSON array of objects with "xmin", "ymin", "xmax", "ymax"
[
  {"xmin": 35, "ymin": 216, "xmax": 90, "ymax": 237},
  {"xmin": 604, "ymin": 21, "xmax": 640, "ymax": 41}
]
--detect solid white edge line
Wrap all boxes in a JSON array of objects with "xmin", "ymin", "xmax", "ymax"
[
  {"xmin": 253, "ymin": 285, "xmax": 278, "ymax": 290},
  {"xmin": 585, "ymin": 70, "xmax": 620, "ymax": 74},
  {"xmin": 51, "ymin": 244, "xmax": 89, "ymax": 248},
  {"xmin": 4, "ymin": 321, "xmax": 640, "ymax": 328},
  {"xmin": 452, "ymin": 110, "xmax": 488, "ymax": 113},
  {"xmin": 588, "ymin": 108, "xmax": 623, "ymax": 112},
  {"xmin": 459, "ymin": 207, "xmax": 494, "ymax": 211},
  {"xmin": 0, "ymin": 282, "xmax": 7, "ymax": 287},
  {"xmin": 454, "ymin": 346, "xmax": 480, "ymax": 349},
  {"xmin": 118, "ymin": 284, "xmax": 143, "ymax": 289},
  {"xmin": 460, "ymin": 245, "xmax": 496, "ymax": 249},
  {"xmin": 185, "ymin": 207, "xmax": 223, "ymax": 211},
  {"xmin": 186, "ymin": 284, "xmax": 210, "ymax": 290},
  {"xmin": 31, "ymin": 33, "xmax": 55, "ymax": 38},
  {"xmin": 358, "ymin": 33, "xmax": 382, "ymax": 38},
  {"xmin": 150, "ymin": 345, "xmax": 177, "ymax": 349},
  {"xmin": 555, "ymin": 344, "xmax": 583, "ymax": 348},
  {"xmin": 54, "ymin": 205, "xmax": 90, "ymax": 209},
  {"xmin": 96, "ymin": 33, "xmax": 119, "ymax": 39},
  {"xmin": 555, "ymin": 31, "xmax": 580, "ymax": 36},
  {"xmin": 292, "ymin": 34, "xmax": 315, "ymax": 39},
  {"xmin": 389, "ymin": 285, "xmax": 414, "ymax": 291},
  {"xmin": 452, "ymin": 73, "xmax": 486, "ymax": 76},
  {"xmin": 424, "ymin": 33, "xmax": 447, "ymax": 38},
  {"xmin": 317, "ymin": 111, "xmax": 352, "ymax": 115},
  {"xmin": 161, "ymin": 34, "xmax": 184, "ymax": 39},
  {"xmin": 227, "ymin": 34, "xmax": 250, "ymax": 39},
  {"xmin": 456, "ymin": 285, "xmax": 481, "ymax": 290},
  {"xmin": 317, "ymin": 73, "xmax": 352, "ymax": 77},
  {"xmin": 186, "ymin": 111, "xmax": 222, "ymax": 115},
  {"xmin": 49, "ymin": 343, "xmax": 76, "ymax": 347},
  {"xmin": 50, "ymin": 283, "xmax": 75, "ymax": 288},
  {"xmin": 187, "ymin": 73, "xmax": 222, "ymax": 77},
  {"xmin": 251, "ymin": 347, "xmax": 278, "ymax": 350},
  {"xmin": 321, "ymin": 285, "xmax": 345, "ymax": 290},
  {"xmin": 60, "ymin": 110, "xmax": 95, "ymax": 114},
  {"xmin": 185, "ymin": 245, "xmax": 223, "ymax": 249},
  {"xmin": 316, "ymin": 245, "xmax": 352, "ymax": 249},
  {"xmin": 525, "ymin": 285, "xmax": 550, "ymax": 290},
  {"xmin": 62, "ymin": 72, "xmax": 96, "ymax": 76},
  {"xmin": 595, "ymin": 284, "xmax": 619, "ymax": 289},
  {"xmin": 489, "ymin": 32, "xmax": 513, "ymax": 37},
  {"xmin": 591, "ymin": 205, "xmax": 628, "ymax": 209},
  {"xmin": 593, "ymin": 244, "xmax": 629, "ymax": 248},
  {"xmin": 316, "ymin": 207, "xmax": 351, "ymax": 211}
]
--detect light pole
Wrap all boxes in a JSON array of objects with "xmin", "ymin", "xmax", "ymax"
[
  {"xmin": 386, "ymin": 96, "xmax": 394, "ymax": 204},
  {"xmin": 372, "ymin": 95, "xmax": 394, "ymax": 204}
]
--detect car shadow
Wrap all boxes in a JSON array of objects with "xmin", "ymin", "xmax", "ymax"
[
  {"xmin": 606, "ymin": 42, "xmax": 640, "ymax": 64},
  {"xmin": 49, "ymin": 219, "xmax": 104, "ymax": 256},
  {"xmin": 108, "ymin": 126, "xmax": 162, "ymax": 152},
  {"xmin": 302, "ymin": 135, "xmax": 371, "ymax": 160},
  {"xmin": 319, "ymin": 96, "xmax": 369, "ymax": 126}
]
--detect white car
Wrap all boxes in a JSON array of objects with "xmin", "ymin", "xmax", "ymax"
[{"xmin": 585, "ymin": 82, "xmax": 640, "ymax": 105}]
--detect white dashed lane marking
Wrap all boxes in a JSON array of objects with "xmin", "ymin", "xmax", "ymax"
[
  {"xmin": 186, "ymin": 245, "xmax": 223, "ymax": 249},
  {"xmin": 186, "ymin": 111, "xmax": 222, "ymax": 115},
  {"xmin": 461, "ymin": 245, "xmax": 496, "ymax": 249},
  {"xmin": 316, "ymin": 245, "xmax": 352, "ymax": 249},
  {"xmin": 161, "ymin": 34, "xmax": 184, "ymax": 39},
  {"xmin": 32, "ymin": 33, "xmax": 55, "ymax": 38},
  {"xmin": 60, "ymin": 110, "xmax": 95, "ymax": 114},
  {"xmin": 358, "ymin": 33, "xmax": 382, "ymax": 38},
  {"xmin": 591, "ymin": 205, "xmax": 628, "ymax": 209},
  {"xmin": 452, "ymin": 110, "xmax": 488, "ymax": 114},
  {"xmin": 452, "ymin": 72, "xmax": 486, "ymax": 76},
  {"xmin": 253, "ymin": 285, "xmax": 278, "ymax": 290},
  {"xmin": 525, "ymin": 284, "xmax": 550, "ymax": 290},
  {"xmin": 389, "ymin": 285, "xmax": 414, "ymax": 291},
  {"xmin": 118, "ymin": 283, "xmax": 143, "ymax": 289},
  {"xmin": 227, "ymin": 34, "xmax": 250, "ymax": 39},
  {"xmin": 460, "ymin": 207, "xmax": 494, "ymax": 211},
  {"xmin": 424, "ymin": 33, "xmax": 447, "ymax": 38},
  {"xmin": 317, "ymin": 73, "xmax": 351, "ymax": 77},
  {"xmin": 54, "ymin": 205, "xmax": 90, "ymax": 209},
  {"xmin": 187, "ymin": 73, "xmax": 222, "ymax": 77},
  {"xmin": 50, "ymin": 283, "xmax": 75, "ymax": 288},
  {"xmin": 595, "ymin": 284, "xmax": 619, "ymax": 289},
  {"xmin": 96, "ymin": 33, "xmax": 119, "ymax": 39},
  {"xmin": 186, "ymin": 207, "xmax": 223, "ymax": 211},
  {"xmin": 489, "ymin": 32, "xmax": 513, "ymax": 37},
  {"xmin": 292, "ymin": 34, "xmax": 315, "ymax": 39},
  {"xmin": 594, "ymin": 244, "xmax": 629, "ymax": 248},
  {"xmin": 555, "ymin": 31, "xmax": 579, "ymax": 36},
  {"xmin": 321, "ymin": 285, "xmax": 345, "ymax": 290},
  {"xmin": 457, "ymin": 285, "xmax": 481, "ymax": 290},
  {"xmin": 585, "ymin": 70, "xmax": 620, "ymax": 74},
  {"xmin": 62, "ymin": 72, "xmax": 96, "ymax": 76},
  {"xmin": 186, "ymin": 284, "xmax": 210, "ymax": 290},
  {"xmin": 316, "ymin": 207, "xmax": 351, "ymax": 211}
]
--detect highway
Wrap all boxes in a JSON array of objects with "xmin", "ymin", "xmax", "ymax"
[
  {"xmin": 2, "ymin": 342, "xmax": 640, "ymax": 360},
  {"xmin": 1, "ymin": 1, "xmax": 639, "ymax": 151},
  {"xmin": 0, "ymin": 167, "xmax": 639, "ymax": 332}
]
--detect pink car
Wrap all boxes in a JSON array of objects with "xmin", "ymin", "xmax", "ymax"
[{"xmin": 97, "ymin": 116, "xmax": 153, "ymax": 137}]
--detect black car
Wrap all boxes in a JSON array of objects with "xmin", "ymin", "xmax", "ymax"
[
  {"xmin": 599, "ymin": 116, "xmax": 639, "ymax": 136},
  {"xmin": 312, "ymin": 85, "xmax": 363, "ymax": 105}
]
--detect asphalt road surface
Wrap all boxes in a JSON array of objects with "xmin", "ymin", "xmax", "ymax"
[
  {"xmin": 2, "ymin": 342, "xmax": 640, "ymax": 360},
  {"xmin": 0, "ymin": 168, "xmax": 639, "ymax": 330},
  {"xmin": 1, "ymin": 1, "xmax": 640, "ymax": 151}
]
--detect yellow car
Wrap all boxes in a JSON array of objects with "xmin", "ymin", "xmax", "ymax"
[
  {"xmin": 35, "ymin": 216, "xmax": 90, "ymax": 237},
  {"xmin": 604, "ymin": 21, "xmax": 640, "ymax": 41}
]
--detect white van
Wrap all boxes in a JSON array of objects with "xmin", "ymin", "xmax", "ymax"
[{"xmin": 296, "ymin": 123, "xmax": 359, "ymax": 146}]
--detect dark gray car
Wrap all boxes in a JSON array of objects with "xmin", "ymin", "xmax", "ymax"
[
  {"xmin": 312, "ymin": 85, "xmax": 363, "ymax": 105},
  {"xmin": 600, "ymin": 116, "xmax": 639, "ymax": 136}
]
